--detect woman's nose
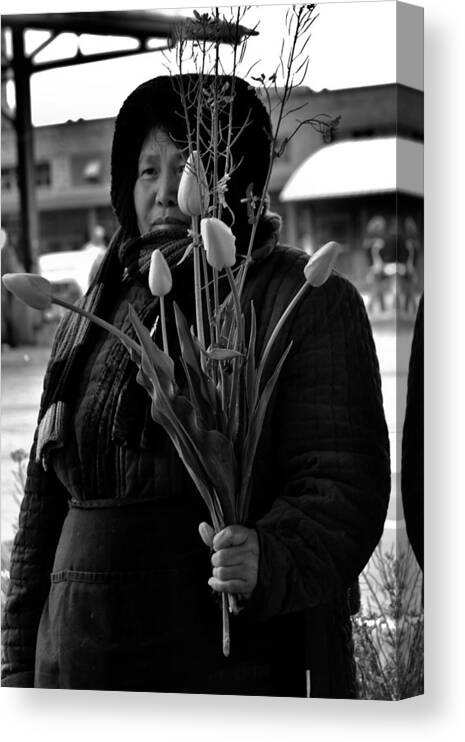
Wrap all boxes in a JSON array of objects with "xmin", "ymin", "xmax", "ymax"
[{"xmin": 155, "ymin": 169, "xmax": 179, "ymax": 208}]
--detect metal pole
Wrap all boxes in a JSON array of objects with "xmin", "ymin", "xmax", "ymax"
[{"xmin": 11, "ymin": 27, "xmax": 40, "ymax": 273}]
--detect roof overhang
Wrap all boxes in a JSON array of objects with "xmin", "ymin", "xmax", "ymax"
[
  {"xmin": 2, "ymin": 11, "xmax": 185, "ymax": 39},
  {"xmin": 1, "ymin": 11, "xmax": 258, "ymax": 52},
  {"xmin": 279, "ymin": 137, "xmax": 423, "ymax": 202}
]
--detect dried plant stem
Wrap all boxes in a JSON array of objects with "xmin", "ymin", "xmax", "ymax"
[
  {"xmin": 212, "ymin": 18, "xmax": 220, "ymax": 214},
  {"xmin": 238, "ymin": 5, "xmax": 315, "ymax": 297}
]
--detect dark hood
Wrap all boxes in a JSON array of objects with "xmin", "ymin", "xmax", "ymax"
[{"xmin": 110, "ymin": 74, "xmax": 273, "ymax": 249}]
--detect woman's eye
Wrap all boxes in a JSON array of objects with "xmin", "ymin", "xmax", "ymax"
[{"xmin": 140, "ymin": 167, "xmax": 158, "ymax": 177}]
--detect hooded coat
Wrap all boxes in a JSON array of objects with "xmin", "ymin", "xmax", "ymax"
[{"xmin": 1, "ymin": 76, "xmax": 390, "ymax": 697}]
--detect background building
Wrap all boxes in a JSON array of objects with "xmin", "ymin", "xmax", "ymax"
[{"xmin": 1, "ymin": 81, "xmax": 423, "ymax": 297}]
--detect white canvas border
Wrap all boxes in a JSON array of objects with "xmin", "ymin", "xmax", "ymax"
[{"xmin": 1, "ymin": 0, "xmax": 464, "ymax": 740}]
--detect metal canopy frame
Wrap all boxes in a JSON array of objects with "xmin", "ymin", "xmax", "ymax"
[{"xmin": 1, "ymin": 11, "xmax": 257, "ymax": 270}]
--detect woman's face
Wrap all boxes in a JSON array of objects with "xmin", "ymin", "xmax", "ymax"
[{"xmin": 133, "ymin": 128, "xmax": 190, "ymax": 235}]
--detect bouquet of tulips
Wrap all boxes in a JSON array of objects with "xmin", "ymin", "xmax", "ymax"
[{"xmin": 3, "ymin": 5, "xmax": 341, "ymax": 656}]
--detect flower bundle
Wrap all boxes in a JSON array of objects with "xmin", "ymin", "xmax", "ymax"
[{"xmin": 3, "ymin": 5, "xmax": 342, "ymax": 656}]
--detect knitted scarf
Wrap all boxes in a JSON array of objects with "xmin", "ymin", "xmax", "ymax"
[
  {"xmin": 35, "ymin": 226, "xmax": 190, "ymax": 467},
  {"xmin": 35, "ymin": 213, "xmax": 281, "ymax": 469}
]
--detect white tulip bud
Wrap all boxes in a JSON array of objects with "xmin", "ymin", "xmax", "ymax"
[
  {"xmin": 200, "ymin": 217, "xmax": 236, "ymax": 271},
  {"xmin": 148, "ymin": 249, "xmax": 172, "ymax": 297},
  {"xmin": 304, "ymin": 241, "xmax": 341, "ymax": 287},
  {"xmin": 178, "ymin": 151, "xmax": 209, "ymax": 217},
  {"xmin": 2, "ymin": 273, "xmax": 52, "ymax": 310}
]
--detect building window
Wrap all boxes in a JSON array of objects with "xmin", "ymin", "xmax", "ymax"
[
  {"xmin": 83, "ymin": 159, "xmax": 102, "ymax": 183},
  {"xmin": 1, "ymin": 163, "xmax": 51, "ymax": 191},
  {"xmin": 1, "ymin": 167, "xmax": 17, "ymax": 191},
  {"xmin": 71, "ymin": 154, "xmax": 105, "ymax": 186},
  {"xmin": 35, "ymin": 162, "xmax": 51, "ymax": 187}
]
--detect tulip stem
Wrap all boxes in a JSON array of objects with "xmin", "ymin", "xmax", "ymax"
[
  {"xmin": 159, "ymin": 296, "xmax": 169, "ymax": 356},
  {"xmin": 191, "ymin": 217, "xmax": 206, "ymax": 361},
  {"xmin": 224, "ymin": 266, "xmax": 243, "ymax": 437},
  {"xmin": 256, "ymin": 280, "xmax": 310, "ymax": 387},
  {"xmin": 222, "ymin": 593, "xmax": 230, "ymax": 657},
  {"xmin": 200, "ymin": 247, "xmax": 214, "ymax": 351},
  {"xmin": 213, "ymin": 267, "xmax": 220, "ymax": 344},
  {"xmin": 52, "ymin": 296, "xmax": 140, "ymax": 355}
]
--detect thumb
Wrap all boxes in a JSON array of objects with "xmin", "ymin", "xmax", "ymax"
[{"xmin": 198, "ymin": 521, "xmax": 215, "ymax": 548}]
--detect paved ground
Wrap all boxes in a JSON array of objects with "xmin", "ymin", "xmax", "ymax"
[
  {"xmin": 1, "ymin": 323, "xmax": 416, "ymax": 574},
  {"xmin": 1, "ymin": 345, "xmax": 51, "ymax": 542}
]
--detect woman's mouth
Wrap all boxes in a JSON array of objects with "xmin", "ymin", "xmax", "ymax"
[{"xmin": 150, "ymin": 217, "xmax": 188, "ymax": 228}]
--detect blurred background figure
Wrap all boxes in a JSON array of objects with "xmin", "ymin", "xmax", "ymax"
[
  {"xmin": 300, "ymin": 232, "xmax": 315, "ymax": 256},
  {"xmin": 38, "ymin": 224, "xmax": 108, "ymax": 321},
  {"xmin": 363, "ymin": 215, "xmax": 420, "ymax": 318},
  {"xmin": 1, "ymin": 228, "xmax": 37, "ymax": 346},
  {"xmin": 82, "ymin": 224, "xmax": 107, "ymax": 284},
  {"xmin": 402, "ymin": 217, "xmax": 421, "ymax": 314},
  {"xmin": 363, "ymin": 216, "xmax": 387, "ymax": 314},
  {"xmin": 82, "ymin": 223, "xmax": 106, "ymax": 251}
]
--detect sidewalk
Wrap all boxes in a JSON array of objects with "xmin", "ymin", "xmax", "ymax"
[{"xmin": 1, "ymin": 345, "xmax": 52, "ymax": 542}]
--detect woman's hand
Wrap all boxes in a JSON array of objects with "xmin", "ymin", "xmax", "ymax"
[{"xmin": 198, "ymin": 522, "xmax": 259, "ymax": 606}]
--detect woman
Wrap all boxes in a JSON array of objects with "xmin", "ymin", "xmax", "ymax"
[{"xmin": 2, "ymin": 75, "xmax": 390, "ymax": 696}]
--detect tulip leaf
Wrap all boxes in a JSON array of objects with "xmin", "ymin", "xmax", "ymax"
[
  {"xmin": 176, "ymin": 242, "xmax": 194, "ymax": 267},
  {"xmin": 128, "ymin": 303, "xmax": 175, "ymax": 392},
  {"xmin": 237, "ymin": 341, "xmax": 293, "ymax": 522},
  {"xmin": 173, "ymin": 302, "xmax": 202, "ymax": 372},
  {"xmin": 173, "ymin": 301, "xmax": 218, "ymax": 413},
  {"xmin": 245, "ymin": 302, "xmax": 258, "ymax": 416},
  {"xmin": 217, "ymin": 295, "xmax": 235, "ymax": 342},
  {"xmin": 129, "ymin": 311, "xmax": 237, "ymax": 524},
  {"xmin": 202, "ymin": 347, "xmax": 244, "ymax": 361},
  {"xmin": 169, "ymin": 393, "xmax": 238, "ymax": 524},
  {"xmin": 136, "ymin": 343, "xmax": 230, "ymax": 522},
  {"xmin": 173, "ymin": 400, "xmax": 237, "ymax": 524},
  {"xmin": 180, "ymin": 358, "xmax": 216, "ymax": 431}
]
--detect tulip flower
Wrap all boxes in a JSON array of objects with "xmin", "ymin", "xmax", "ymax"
[
  {"xmin": 304, "ymin": 241, "xmax": 341, "ymax": 287},
  {"xmin": 178, "ymin": 151, "xmax": 209, "ymax": 217},
  {"xmin": 200, "ymin": 217, "xmax": 236, "ymax": 270},
  {"xmin": 148, "ymin": 249, "xmax": 172, "ymax": 354},
  {"xmin": 2, "ymin": 273, "xmax": 52, "ymax": 310},
  {"xmin": 256, "ymin": 242, "xmax": 340, "ymax": 386},
  {"xmin": 149, "ymin": 249, "xmax": 172, "ymax": 297}
]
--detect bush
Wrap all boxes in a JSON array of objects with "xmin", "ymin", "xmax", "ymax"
[{"xmin": 352, "ymin": 545, "xmax": 424, "ymax": 700}]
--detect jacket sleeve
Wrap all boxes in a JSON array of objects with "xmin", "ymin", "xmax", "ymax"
[
  {"xmin": 1, "ymin": 434, "xmax": 69, "ymax": 687},
  {"xmin": 247, "ymin": 275, "xmax": 390, "ymax": 621}
]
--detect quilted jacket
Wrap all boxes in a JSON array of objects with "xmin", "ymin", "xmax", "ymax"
[{"xmin": 1, "ymin": 243, "xmax": 390, "ymax": 695}]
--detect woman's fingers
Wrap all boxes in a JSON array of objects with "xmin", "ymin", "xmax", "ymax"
[
  {"xmin": 211, "ymin": 545, "xmax": 250, "ymax": 567},
  {"xmin": 212, "ymin": 564, "xmax": 252, "ymax": 581},
  {"xmin": 199, "ymin": 523, "xmax": 259, "ymax": 597},
  {"xmin": 198, "ymin": 521, "xmax": 215, "ymax": 548},
  {"xmin": 212, "ymin": 525, "xmax": 251, "ymax": 550}
]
